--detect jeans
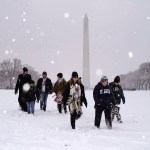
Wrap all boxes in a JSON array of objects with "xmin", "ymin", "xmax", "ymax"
[
  {"xmin": 26, "ymin": 101, "xmax": 35, "ymax": 114},
  {"xmin": 40, "ymin": 92, "xmax": 48, "ymax": 111}
]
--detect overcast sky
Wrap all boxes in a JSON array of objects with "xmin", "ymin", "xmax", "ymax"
[{"xmin": 0, "ymin": 0, "xmax": 150, "ymax": 85}]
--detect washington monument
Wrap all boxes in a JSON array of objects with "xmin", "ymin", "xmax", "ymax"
[{"xmin": 83, "ymin": 14, "xmax": 90, "ymax": 88}]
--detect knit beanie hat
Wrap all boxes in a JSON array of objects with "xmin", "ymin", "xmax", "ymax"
[
  {"xmin": 72, "ymin": 71, "xmax": 78, "ymax": 78},
  {"xmin": 100, "ymin": 76, "xmax": 108, "ymax": 83},
  {"xmin": 114, "ymin": 76, "xmax": 120, "ymax": 83},
  {"xmin": 57, "ymin": 73, "xmax": 63, "ymax": 78}
]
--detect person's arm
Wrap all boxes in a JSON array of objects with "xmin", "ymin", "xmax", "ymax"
[
  {"xmin": 48, "ymin": 79, "xmax": 53, "ymax": 94},
  {"xmin": 119, "ymin": 86, "xmax": 125, "ymax": 104},
  {"xmin": 93, "ymin": 85, "xmax": 101, "ymax": 105},
  {"xmin": 80, "ymin": 83, "xmax": 87, "ymax": 107},
  {"xmin": 15, "ymin": 75, "xmax": 20, "ymax": 94},
  {"xmin": 62, "ymin": 83, "xmax": 70, "ymax": 105}
]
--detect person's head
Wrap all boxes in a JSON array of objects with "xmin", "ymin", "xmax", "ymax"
[
  {"xmin": 57, "ymin": 73, "xmax": 63, "ymax": 79},
  {"xmin": 23, "ymin": 67, "xmax": 28, "ymax": 74},
  {"xmin": 72, "ymin": 71, "xmax": 78, "ymax": 83},
  {"xmin": 114, "ymin": 76, "xmax": 120, "ymax": 84},
  {"xmin": 100, "ymin": 76, "xmax": 108, "ymax": 86},
  {"xmin": 42, "ymin": 71, "xmax": 47, "ymax": 79}
]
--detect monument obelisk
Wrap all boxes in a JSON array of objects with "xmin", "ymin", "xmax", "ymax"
[{"xmin": 83, "ymin": 14, "xmax": 90, "ymax": 88}]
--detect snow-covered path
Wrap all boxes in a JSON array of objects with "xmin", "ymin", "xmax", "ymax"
[{"xmin": 0, "ymin": 90, "xmax": 150, "ymax": 150}]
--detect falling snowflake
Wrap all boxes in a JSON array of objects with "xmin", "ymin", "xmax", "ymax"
[
  {"xmin": 56, "ymin": 51, "xmax": 60, "ymax": 55},
  {"xmin": 128, "ymin": 52, "xmax": 133, "ymax": 58},
  {"xmin": 12, "ymin": 38, "xmax": 16, "ymax": 42},
  {"xmin": 30, "ymin": 38, "xmax": 34, "ymax": 41},
  {"xmin": 26, "ymin": 29, "xmax": 31, "ymax": 34},
  {"xmin": 96, "ymin": 68, "xmax": 103, "ymax": 76},
  {"xmin": 3, "ymin": 110, "xmax": 7, "ymax": 114},
  {"xmin": 23, "ymin": 11, "xmax": 27, "ymax": 15},
  {"xmin": 22, "ymin": 18, "xmax": 26, "ymax": 22},
  {"xmin": 142, "ymin": 135, "xmax": 146, "ymax": 140},
  {"xmin": 12, "ymin": 77, "xmax": 15, "ymax": 80},
  {"xmin": 64, "ymin": 13, "xmax": 70, "ymax": 18},
  {"xmin": 146, "ymin": 16, "xmax": 150, "ymax": 20},
  {"xmin": 51, "ymin": 61, "xmax": 54, "ymax": 64},
  {"xmin": 5, "ymin": 50, "xmax": 9, "ymax": 55},
  {"xmin": 23, "ymin": 83, "xmax": 30, "ymax": 92},
  {"xmin": 5, "ymin": 16, "xmax": 8, "ymax": 20}
]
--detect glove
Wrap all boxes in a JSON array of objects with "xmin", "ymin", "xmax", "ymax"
[
  {"xmin": 84, "ymin": 101, "xmax": 88, "ymax": 108},
  {"xmin": 36, "ymin": 100, "xmax": 39, "ymax": 103},
  {"xmin": 110, "ymin": 103, "xmax": 114, "ymax": 109},
  {"xmin": 14, "ymin": 91, "xmax": 18, "ymax": 95},
  {"xmin": 122, "ymin": 100, "xmax": 125, "ymax": 104},
  {"xmin": 48, "ymin": 90, "xmax": 53, "ymax": 94}
]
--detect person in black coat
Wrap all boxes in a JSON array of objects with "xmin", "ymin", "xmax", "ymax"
[
  {"xmin": 15, "ymin": 67, "xmax": 32, "ymax": 111},
  {"xmin": 62, "ymin": 72, "xmax": 87, "ymax": 129},
  {"xmin": 22, "ymin": 80, "xmax": 39, "ymax": 115},
  {"xmin": 93, "ymin": 76, "xmax": 115, "ymax": 129},
  {"xmin": 109, "ymin": 76, "xmax": 125, "ymax": 123},
  {"xmin": 36, "ymin": 71, "xmax": 53, "ymax": 111}
]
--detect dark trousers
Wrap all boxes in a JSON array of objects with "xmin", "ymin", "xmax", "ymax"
[
  {"xmin": 57, "ymin": 104, "xmax": 62, "ymax": 113},
  {"xmin": 95, "ymin": 105, "xmax": 112, "ymax": 129},
  {"xmin": 70, "ymin": 112, "xmax": 77, "ymax": 129},
  {"xmin": 18, "ymin": 96, "xmax": 27, "ymax": 112}
]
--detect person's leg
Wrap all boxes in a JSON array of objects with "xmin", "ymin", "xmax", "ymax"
[
  {"xmin": 40, "ymin": 92, "xmax": 44, "ymax": 110},
  {"xmin": 43, "ymin": 93, "xmax": 48, "ymax": 111},
  {"xmin": 58, "ymin": 104, "xmax": 62, "ymax": 113},
  {"xmin": 70, "ymin": 112, "xmax": 77, "ymax": 129},
  {"xmin": 26, "ymin": 102, "xmax": 30, "ymax": 114},
  {"xmin": 31, "ymin": 101, "xmax": 35, "ymax": 114},
  {"xmin": 94, "ymin": 105, "xmax": 103, "ymax": 128},
  {"xmin": 104, "ymin": 107, "xmax": 112, "ymax": 129}
]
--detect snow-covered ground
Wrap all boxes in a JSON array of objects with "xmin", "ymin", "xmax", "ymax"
[{"xmin": 0, "ymin": 90, "xmax": 150, "ymax": 150}]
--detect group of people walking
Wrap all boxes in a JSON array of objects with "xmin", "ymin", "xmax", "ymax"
[{"xmin": 15, "ymin": 67, "xmax": 125, "ymax": 129}]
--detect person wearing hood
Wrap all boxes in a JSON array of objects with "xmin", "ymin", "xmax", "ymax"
[
  {"xmin": 109, "ymin": 76, "xmax": 125, "ymax": 123},
  {"xmin": 53, "ymin": 73, "xmax": 66, "ymax": 113},
  {"xmin": 93, "ymin": 76, "xmax": 115, "ymax": 129}
]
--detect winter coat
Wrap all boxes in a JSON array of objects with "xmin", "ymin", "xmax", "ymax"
[
  {"xmin": 53, "ymin": 78, "xmax": 66, "ymax": 95},
  {"xmin": 22, "ymin": 85, "xmax": 37, "ymax": 102},
  {"xmin": 62, "ymin": 79, "xmax": 87, "ymax": 107},
  {"xmin": 36, "ymin": 77, "xmax": 53, "ymax": 94},
  {"xmin": 109, "ymin": 82, "xmax": 125, "ymax": 105},
  {"xmin": 15, "ymin": 74, "xmax": 32, "ymax": 95},
  {"xmin": 93, "ymin": 82, "xmax": 115, "ymax": 107}
]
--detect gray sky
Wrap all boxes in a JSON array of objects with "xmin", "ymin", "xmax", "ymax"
[{"xmin": 0, "ymin": 0, "xmax": 150, "ymax": 86}]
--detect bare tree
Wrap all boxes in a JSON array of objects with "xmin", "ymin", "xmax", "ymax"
[{"xmin": 0, "ymin": 58, "xmax": 22, "ymax": 89}]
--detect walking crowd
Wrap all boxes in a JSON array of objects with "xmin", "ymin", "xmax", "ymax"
[{"xmin": 15, "ymin": 67, "xmax": 125, "ymax": 129}]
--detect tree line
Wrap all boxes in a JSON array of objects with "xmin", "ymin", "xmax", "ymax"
[
  {"xmin": 120, "ymin": 62, "xmax": 150, "ymax": 90},
  {"xmin": 0, "ymin": 58, "xmax": 40, "ymax": 89}
]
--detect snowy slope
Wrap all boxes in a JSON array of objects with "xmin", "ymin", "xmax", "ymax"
[{"xmin": 0, "ymin": 90, "xmax": 150, "ymax": 150}]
